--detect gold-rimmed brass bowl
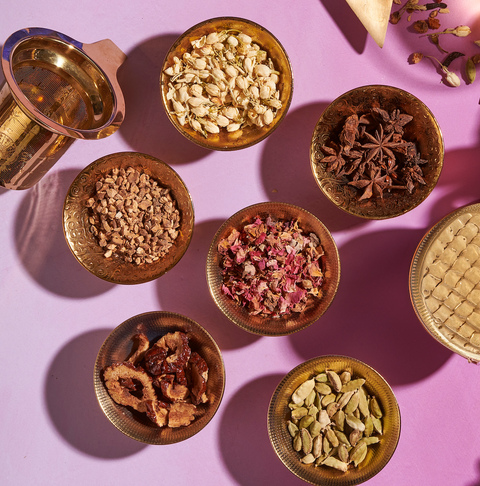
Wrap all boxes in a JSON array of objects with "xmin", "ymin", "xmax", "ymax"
[
  {"xmin": 310, "ymin": 85, "xmax": 444, "ymax": 220},
  {"xmin": 206, "ymin": 202, "xmax": 340, "ymax": 336},
  {"xmin": 268, "ymin": 355, "xmax": 401, "ymax": 486},
  {"xmin": 410, "ymin": 203, "xmax": 480, "ymax": 363},
  {"xmin": 63, "ymin": 152, "xmax": 194, "ymax": 285},
  {"xmin": 160, "ymin": 16, "xmax": 293, "ymax": 151},
  {"xmin": 94, "ymin": 311, "xmax": 225, "ymax": 444}
]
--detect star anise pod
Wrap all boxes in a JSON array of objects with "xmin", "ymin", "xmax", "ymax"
[
  {"xmin": 320, "ymin": 143, "xmax": 346, "ymax": 176},
  {"xmin": 360, "ymin": 124, "xmax": 407, "ymax": 165},
  {"xmin": 348, "ymin": 167, "xmax": 388, "ymax": 200},
  {"xmin": 401, "ymin": 164, "xmax": 426, "ymax": 194},
  {"xmin": 372, "ymin": 108, "xmax": 414, "ymax": 135}
]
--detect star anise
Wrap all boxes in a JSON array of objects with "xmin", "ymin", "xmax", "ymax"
[
  {"xmin": 320, "ymin": 143, "xmax": 346, "ymax": 176},
  {"xmin": 360, "ymin": 124, "xmax": 407, "ymax": 165},
  {"xmin": 401, "ymin": 164, "xmax": 426, "ymax": 194},
  {"xmin": 348, "ymin": 167, "xmax": 388, "ymax": 200},
  {"xmin": 320, "ymin": 106, "xmax": 426, "ymax": 201},
  {"xmin": 372, "ymin": 108, "xmax": 414, "ymax": 135}
]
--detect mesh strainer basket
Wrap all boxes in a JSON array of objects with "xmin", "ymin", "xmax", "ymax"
[{"xmin": 0, "ymin": 28, "xmax": 126, "ymax": 190}]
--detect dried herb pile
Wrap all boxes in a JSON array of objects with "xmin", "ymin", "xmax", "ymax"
[
  {"xmin": 390, "ymin": 1, "xmax": 480, "ymax": 89},
  {"xmin": 320, "ymin": 108, "xmax": 427, "ymax": 201},
  {"xmin": 218, "ymin": 216, "xmax": 324, "ymax": 317}
]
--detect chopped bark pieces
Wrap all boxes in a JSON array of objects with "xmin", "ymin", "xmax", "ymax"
[{"xmin": 87, "ymin": 166, "xmax": 180, "ymax": 265}]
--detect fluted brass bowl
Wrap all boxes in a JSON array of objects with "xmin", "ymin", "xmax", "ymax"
[
  {"xmin": 268, "ymin": 355, "xmax": 401, "ymax": 485},
  {"xmin": 63, "ymin": 152, "xmax": 194, "ymax": 285},
  {"xmin": 160, "ymin": 17, "xmax": 293, "ymax": 150},
  {"xmin": 94, "ymin": 311, "xmax": 225, "ymax": 444},
  {"xmin": 410, "ymin": 203, "xmax": 480, "ymax": 363},
  {"xmin": 206, "ymin": 202, "xmax": 340, "ymax": 336},
  {"xmin": 310, "ymin": 85, "xmax": 444, "ymax": 219}
]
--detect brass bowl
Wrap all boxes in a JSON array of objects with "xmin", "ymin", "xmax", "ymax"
[
  {"xmin": 94, "ymin": 311, "xmax": 225, "ymax": 444},
  {"xmin": 63, "ymin": 152, "xmax": 194, "ymax": 285},
  {"xmin": 410, "ymin": 203, "xmax": 480, "ymax": 363},
  {"xmin": 160, "ymin": 17, "xmax": 293, "ymax": 151},
  {"xmin": 268, "ymin": 355, "xmax": 401, "ymax": 486},
  {"xmin": 206, "ymin": 202, "xmax": 340, "ymax": 336},
  {"xmin": 310, "ymin": 85, "xmax": 444, "ymax": 219}
]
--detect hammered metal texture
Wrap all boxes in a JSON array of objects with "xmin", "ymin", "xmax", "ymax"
[
  {"xmin": 94, "ymin": 312, "xmax": 225, "ymax": 444},
  {"xmin": 310, "ymin": 85, "xmax": 444, "ymax": 220},
  {"xmin": 410, "ymin": 204, "xmax": 480, "ymax": 363},
  {"xmin": 63, "ymin": 152, "xmax": 194, "ymax": 284},
  {"xmin": 206, "ymin": 202, "xmax": 340, "ymax": 336},
  {"xmin": 268, "ymin": 356, "xmax": 401, "ymax": 486},
  {"xmin": 160, "ymin": 17, "xmax": 293, "ymax": 151}
]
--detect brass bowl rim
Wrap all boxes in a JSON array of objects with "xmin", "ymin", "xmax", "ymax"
[
  {"xmin": 310, "ymin": 84, "xmax": 444, "ymax": 220},
  {"xmin": 268, "ymin": 354, "xmax": 401, "ymax": 485},
  {"xmin": 206, "ymin": 201, "xmax": 341, "ymax": 336},
  {"xmin": 160, "ymin": 16, "xmax": 294, "ymax": 151},
  {"xmin": 62, "ymin": 151, "xmax": 194, "ymax": 285},
  {"xmin": 1, "ymin": 27, "xmax": 125, "ymax": 140},
  {"xmin": 409, "ymin": 202, "xmax": 480, "ymax": 363},
  {"xmin": 94, "ymin": 311, "xmax": 226, "ymax": 444}
]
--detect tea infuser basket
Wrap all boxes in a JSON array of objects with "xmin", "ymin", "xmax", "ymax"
[{"xmin": 0, "ymin": 27, "xmax": 126, "ymax": 189}]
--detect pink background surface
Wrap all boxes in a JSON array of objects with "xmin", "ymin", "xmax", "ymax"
[{"xmin": 2, "ymin": 1, "xmax": 480, "ymax": 485}]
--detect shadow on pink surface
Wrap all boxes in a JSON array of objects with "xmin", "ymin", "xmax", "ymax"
[
  {"xmin": 319, "ymin": 0, "xmax": 368, "ymax": 54},
  {"xmin": 14, "ymin": 169, "xmax": 114, "ymax": 298},
  {"xmin": 218, "ymin": 374, "xmax": 306, "ymax": 486},
  {"xmin": 117, "ymin": 34, "xmax": 211, "ymax": 166},
  {"xmin": 44, "ymin": 329, "xmax": 146, "ymax": 458},
  {"xmin": 288, "ymin": 225, "xmax": 452, "ymax": 385},
  {"xmin": 285, "ymin": 140, "xmax": 480, "ymax": 386},
  {"xmin": 468, "ymin": 462, "xmax": 480, "ymax": 486},
  {"xmin": 156, "ymin": 219, "xmax": 259, "ymax": 350},
  {"xmin": 260, "ymin": 101, "xmax": 368, "ymax": 233}
]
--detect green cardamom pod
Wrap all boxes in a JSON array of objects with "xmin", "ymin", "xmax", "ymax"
[
  {"xmin": 341, "ymin": 378, "xmax": 365, "ymax": 393},
  {"xmin": 466, "ymin": 57, "xmax": 476, "ymax": 84}
]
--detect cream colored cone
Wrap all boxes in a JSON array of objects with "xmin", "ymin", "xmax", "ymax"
[{"xmin": 345, "ymin": 0, "xmax": 393, "ymax": 48}]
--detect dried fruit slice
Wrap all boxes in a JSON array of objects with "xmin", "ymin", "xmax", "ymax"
[
  {"xmin": 127, "ymin": 333, "xmax": 150, "ymax": 365},
  {"xmin": 103, "ymin": 362, "xmax": 157, "ymax": 413},
  {"xmin": 156, "ymin": 331, "xmax": 192, "ymax": 373},
  {"xmin": 156, "ymin": 374, "xmax": 190, "ymax": 402},
  {"xmin": 145, "ymin": 399, "xmax": 169, "ymax": 427},
  {"xmin": 168, "ymin": 402, "xmax": 197, "ymax": 428},
  {"xmin": 187, "ymin": 351, "xmax": 209, "ymax": 405}
]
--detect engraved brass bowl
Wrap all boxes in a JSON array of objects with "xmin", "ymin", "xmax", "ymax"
[
  {"xmin": 63, "ymin": 152, "xmax": 194, "ymax": 285},
  {"xmin": 94, "ymin": 311, "xmax": 225, "ymax": 444},
  {"xmin": 160, "ymin": 17, "xmax": 293, "ymax": 151},
  {"xmin": 310, "ymin": 85, "xmax": 444, "ymax": 220},
  {"xmin": 268, "ymin": 355, "xmax": 401, "ymax": 486},
  {"xmin": 410, "ymin": 203, "xmax": 480, "ymax": 363},
  {"xmin": 206, "ymin": 202, "xmax": 340, "ymax": 336}
]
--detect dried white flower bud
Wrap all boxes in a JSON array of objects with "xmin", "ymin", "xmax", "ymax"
[
  {"xmin": 443, "ymin": 69, "xmax": 461, "ymax": 87},
  {"xmin": 453, "ymin": 25, "xmax": 471, "ymax": 37},
  {"xmin": 237, "ymin": 33, "xmax": 252, "ymax": 44},
  {"xmin": 254, "ymin": 64, "xmax": 271, "ymax": 77}
]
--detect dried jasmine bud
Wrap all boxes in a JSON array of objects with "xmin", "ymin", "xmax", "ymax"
[
  {"xmin": 415, "ymin": 54, "xmax": 463, "ymax": 87},
  {"xmin": 423, "ymin": 24, "xmax": 472, "ymax": 38}
]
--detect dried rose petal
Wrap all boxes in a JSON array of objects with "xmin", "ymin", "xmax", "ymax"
[{"xmin": 218, "ymin": 216, "xmax": 324, "ymax": 318}]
